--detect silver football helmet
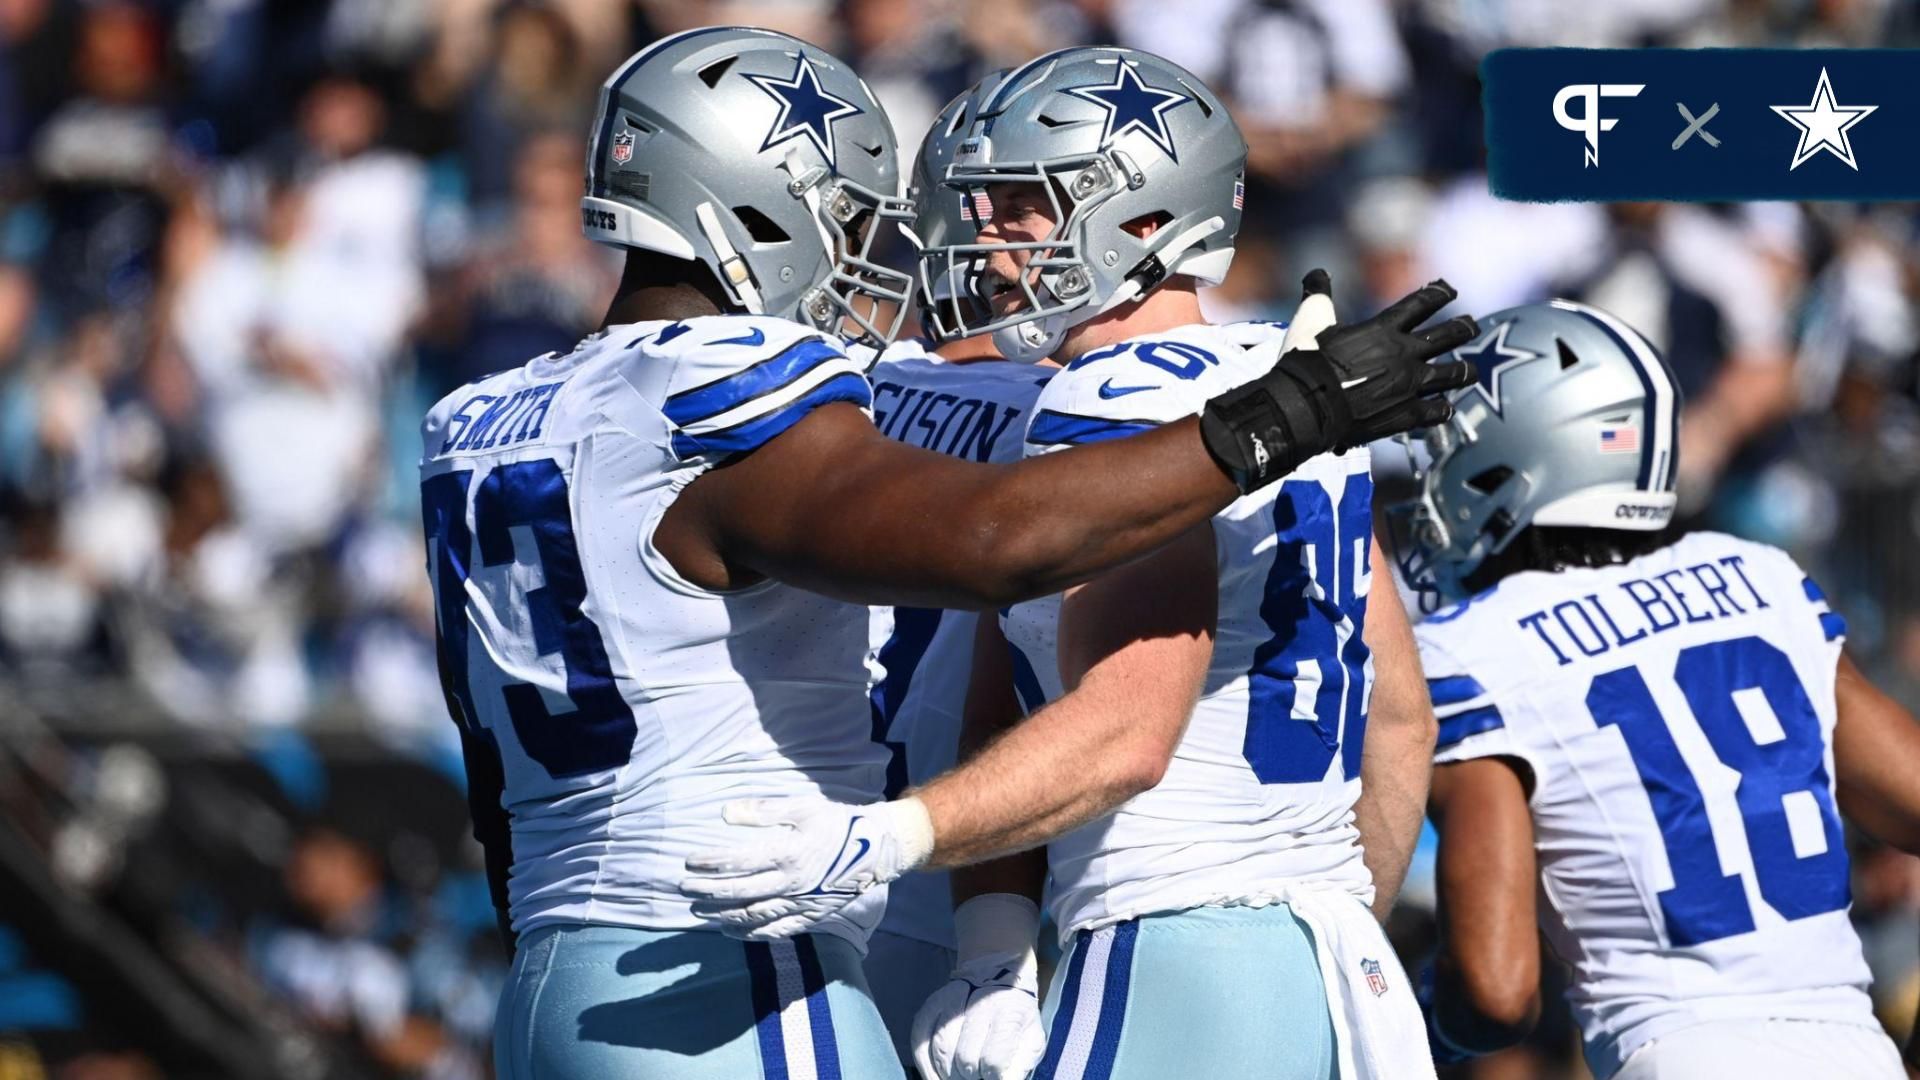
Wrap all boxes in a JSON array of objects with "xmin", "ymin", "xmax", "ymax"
[
  {"xmin": 907, "ymin": 69, "xmax": 1008, "ymax": 340},
  {"xmin": 1396, "ymin": 299, "xmax": 1683, "ymax": 603},
  {"xmin": 921, "ymin": 46, "xmax": 1247, "ymax": 361},
  {"xmin": 581, "ymin": 26, "xmax": 914, "ymax": 344}
]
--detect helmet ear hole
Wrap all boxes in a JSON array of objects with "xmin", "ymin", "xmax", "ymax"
[{"xmin": 1467, "ymin": 465, "xmax": 1514, "ymax": 494}]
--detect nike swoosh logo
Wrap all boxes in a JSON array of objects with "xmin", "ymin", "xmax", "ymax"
[
  {"xmin": 808, "ymin": 819, "xmax": 871, "ymax": 895},
  {"xmin": 714, "ymin": 327, "xmax": 767, "ymax": 347},
  {"xmin": 1098, "ymin": 380, "xmax": 1154, "ymax": 399}
]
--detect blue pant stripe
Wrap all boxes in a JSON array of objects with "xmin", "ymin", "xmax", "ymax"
[
  {"xmin": 744, "ymin": 942, "xmax": 789, "ymax": 1080},
  {"xmin": 1034, "ymin": 929, "xmax": 1092, "ymax": 1080},
  {"xmin": 795, "ymin": 937, "xmax": 842, "ymax": 1080},
  {"xmin": 1084, "ymin": 922, "xmax": 1138, "ymax": 1080}
]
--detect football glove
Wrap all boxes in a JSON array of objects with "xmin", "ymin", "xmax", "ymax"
[
  {"xmin": 681, "ymin": 795, "xmax": 934, "ymax": 939},
  {"xmin": 1201, "ymin": 270, "xmax": 1478, "ymax": 493},
  {"xmin": 911, "ymin": 893, "xmax": 1047, "ymax": 1080}
]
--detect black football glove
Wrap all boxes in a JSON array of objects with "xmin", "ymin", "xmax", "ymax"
[{"xmin": 1200, "ymin": 271, "xmax": 1478, "ymax": 493}]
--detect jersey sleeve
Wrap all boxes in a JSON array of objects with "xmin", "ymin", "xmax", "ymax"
[
  {"xmin": 654, "ymin": 316, "xmax": 873, "ymax": 463},
  {"xmin": 1021, "ymin": 342, "xmax": 1211, "ymax": 458},
  {"xmin": 1416, "ymin": 624, "xmax": 1547, "ymax": 787}
]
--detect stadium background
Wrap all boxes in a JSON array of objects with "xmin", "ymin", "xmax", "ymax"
[{"xmin": 3, "ymin": 0, "xmax": 1920, "ymax": 1076}]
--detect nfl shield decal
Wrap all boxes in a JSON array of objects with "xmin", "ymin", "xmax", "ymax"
[
  {"xmin": 1361, "ymin": 957, "xmax": 1389, "ymax": 996},
  {"xmin": 611, "ymin": 129, "xmax": 635, "ymax": 165}
]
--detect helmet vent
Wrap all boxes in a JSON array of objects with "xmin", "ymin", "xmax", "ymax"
[
  {"xmin": 732, "ymin": 206, "xmax": 790, "ymax": 244},
  {"xmin": 1466, "ymin": 465, "xmax": 1514, "ymax": 494},
  {"xmin": 1557, "ymin": 338, "xmax": 1580, "ymax": 370},
  {"xmin": 1036, "ymin": 113, "xmax": 1072, "ymax": 128},
  {"xmin": 945, "ymin": 106, "xmax": 969, "ymax": 136},
  {"xmin": 698, "ymin": 56, "xmax": 737, "ymax": 88},
  {"xmin": 859, "ymin": 142, "xmax": 884, "ymax": 159}
]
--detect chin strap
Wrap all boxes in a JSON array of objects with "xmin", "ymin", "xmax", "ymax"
[
  {"xmin": 1098, "ymin": 216, "xmax": 1225, "ymax": 313},
  {"xmin": 694, "ymin": 201, "xmax": 764, "ymax": 314}
]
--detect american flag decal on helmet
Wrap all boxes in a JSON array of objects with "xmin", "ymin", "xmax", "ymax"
[
  {"xmin": 1599, "ymin": 426, "xmax": 1640, "ymax": 453},
  {"xmin": 1232, "ymin": 178, "xmax": 1244, "ymax": 210},
  {"xmin": 963, "ymin": 189, "xmax": 993, "ymax": 224}
]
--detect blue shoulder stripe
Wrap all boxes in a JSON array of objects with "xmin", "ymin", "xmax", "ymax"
[
  {"xmin": 663, "ymin": 337, "xmax": 846, "ymax": 428},
  {"xmin": 1426, "ymin": 674, "xmax": 1487, "ymax": 708},
  {"xmin": 1026, "ymin": 409, "xmax": 1159, "ymax": 447},
  {"xmin": 1820, "ymin": 612, "xmax": 1847, "ymax": 642},
  {"xmin": 1436, "ymin": 704, "xmax": 1504, "ymax": 749},
  {"xmin": 1802, "ymin": 576, "xmax": 1826, "ymax": 603},
  {"xmin": 670, "ymin": 371, "xmax": 871, "ymax": 459}
]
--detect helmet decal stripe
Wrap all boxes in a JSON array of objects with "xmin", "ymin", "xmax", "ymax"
[{"xmin": 1567, "ymin": 306, "xmax": 1675, "ymax": 492}]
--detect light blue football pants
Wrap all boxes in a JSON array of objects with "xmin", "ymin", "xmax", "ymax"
[
  {"xmin": 494, "ymin": 924, "xmax": 903, "ymax": 1079},
  {"xmin": 1035, "ymin": 904, "xmax": 1338, "ymax": 1080},
  {"xmin": 863, "ymin": 930, "xmax": 958, "ymax": 1066}
]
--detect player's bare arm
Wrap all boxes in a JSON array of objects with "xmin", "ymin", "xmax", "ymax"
[
  {"xmin": 1351, "ymin": 536, "xmax": 1438, "ymax": 920},
  {"xmin": 1833, "ymin": 652, "xmax": 1920, "ymax": 853},
  {"xmin": 914, "ymin": 521, "xmax": 1217, "ymax": 865},
  {"xmin": 677, "ymin": 523, "xmax": 1214, "ymax": 937},
  {"xmin": 1427, "ymin": 756, "xmax": 1542, "ymax": 1055},
  {"xmin": 663, "ymin": 282, "xmax": 1478, "ymax": 611}
]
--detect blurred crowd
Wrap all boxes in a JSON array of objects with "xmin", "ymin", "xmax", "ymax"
[{"xmin": 4, "ymin": 0, "xmax": 1920, "ymax": 1076}]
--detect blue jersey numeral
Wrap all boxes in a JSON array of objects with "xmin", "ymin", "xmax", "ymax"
[
  {"xmin": 1585, "ymin": 634, "xmax": 1849, "ymax": 947},
  {"xmin": 869, "ymin": 607, "xmax": 942, "ymax": 799},
  {"xmin": 1244, "ymin": 475, "xmax": 1373, "ymax": 784},
  {"xmin": 422, "ymin": 460, "xmax": 638, "ymax": 780}
]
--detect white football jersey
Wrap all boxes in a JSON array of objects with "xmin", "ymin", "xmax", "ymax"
[
  {"xmin": 1419, "ymin": 531, "xmax": 1872, "ymax": 1078},
  {"xmin": 865, "ymin": 339, "xmax": 1052, "ymax": 950},
  {"xmin": 1001, "ymin": 322, "xmax": 1376, "ymax": 938},
  {"xmin": 418, "ymin": 315, "xmax": 888, "ymax": 949}
]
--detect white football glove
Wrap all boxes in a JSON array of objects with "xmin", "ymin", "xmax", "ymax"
[
  {"xmin": 911, "ymin": 894, "xmax": 1047, "ymax": 1080},
  {"xmin": 681, "ymin": 795, "xmax": 934, "ymax": 939}
]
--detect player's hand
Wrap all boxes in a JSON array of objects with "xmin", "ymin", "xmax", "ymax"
[
  {"xmin": 1200, "ymin": 271, "xmax": 1477, "ymax": 492},
  {"xmin": 912, "ymin": 969, "xmax": 1046, "ymax": 1080},
  {"xmin": 1312, "ymin": 273, "xmax": 1478, "ymax": 448},
  {"xmin": 681, "ymin": 795, "xmax": 934, "ymax": 939},
  {"xmin": 911, "ymin": 894, "xmax": 1047, "ymax": 1080}
]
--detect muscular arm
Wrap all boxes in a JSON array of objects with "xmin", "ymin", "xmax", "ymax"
[
  {"xmin": 1833, "ymin": 652, "xmax": 1920, "ymax": 854},
  {"xmin": 1352, "ymin": 538, "xmax": 1437, "ymax": 919},
  {"xmin": 1428, "ymin": 757, "xmax": 1541, "ymax": 1053},
  {"xmin": 666, "ymin": 403, "xmax": 1238, "ymax": 610},
  {"xmin": 912, "ymin": 523, "xmax": 1217, "ymax": 868}
]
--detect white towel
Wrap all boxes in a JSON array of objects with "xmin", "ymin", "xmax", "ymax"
[{"xmin": 1280, "ymin": 884, "xmax": 1437, "ymax": 1080}]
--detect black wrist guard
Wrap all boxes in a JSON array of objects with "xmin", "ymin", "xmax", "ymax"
[{"xmin": 1199, "ymin": 348, "xmax": 1352, "ymax": 493}]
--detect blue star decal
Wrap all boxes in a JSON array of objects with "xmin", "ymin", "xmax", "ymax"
[
  {"xmin": 745, "ymin": 54, "xmax": 863, "ymax": 169},
  {"xmin": 1456, "ymin": 321, "xmax": 1545, "ymax": 417},
  {"xmin": 1063, "ymin": 62, "xmax": 1192, "ymax": 162}
]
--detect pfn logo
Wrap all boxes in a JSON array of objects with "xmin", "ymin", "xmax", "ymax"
[{"xmin": 1553, "ymin": 83, "xmax": 1644, "ymax": 167}]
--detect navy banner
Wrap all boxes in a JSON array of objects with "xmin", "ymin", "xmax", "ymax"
[{"xmin": 1484, "ymin": 48, "xmax": 1920, "ymax": 201}]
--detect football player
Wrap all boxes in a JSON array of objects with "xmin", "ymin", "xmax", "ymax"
[
  {"xmin": 420, "ymin": 28, "xmax": 1475, "ymax": 1080},
  {"xmin": 860, "ymin": 69, "xmax": 1057, "ymax": 1064},
  {"xmin": 683, "ymin": 46, "xmax": 1456, "ymax": 1080},
  {"xmin": 1404, "ymin": 300, "xmax": 1920, "ymax": 1079}
]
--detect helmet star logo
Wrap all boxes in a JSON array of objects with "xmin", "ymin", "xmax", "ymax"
[
  {"xmin": 1064, "ymin": 61, "xmax": 1192, "ymax": 162},
  {"xmin": 746, "ymin": 54, "xmax": 863, "ymax": 169},
  {"xmin": 1456, "ymin": 320, "xmax": 1545, "ymax": 417}
]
